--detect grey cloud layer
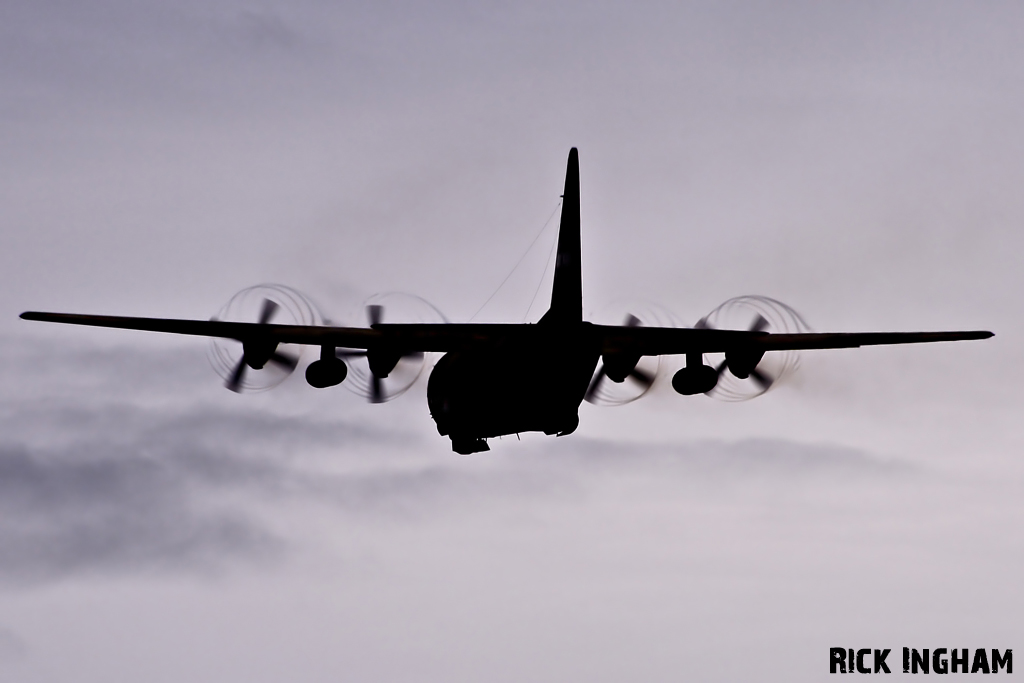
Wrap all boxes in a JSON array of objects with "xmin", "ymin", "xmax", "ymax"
[
  {"xmin": 0, "ymin": 443, "xmax": 279, "ymax": 582},
  {"xmin": 0, "ymin": 338, "xmax": 911, "ymax": 585},
  {"xmin": 0, "ymin": 339, "xmax": 1019, "ymax": 682}
]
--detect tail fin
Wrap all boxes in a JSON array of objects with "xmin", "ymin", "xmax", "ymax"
[{"xmin": 540, "ymin": 148, "xmax": 582, "ymax": 324}]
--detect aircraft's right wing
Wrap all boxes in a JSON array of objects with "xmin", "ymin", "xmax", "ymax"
[
  {"xmin": 19, "ymin": 312, "xmax": 381, "ymax": 349},
  {"xmin": 19, "ymin": 312, "xmax": 549, "ymax": 352}
]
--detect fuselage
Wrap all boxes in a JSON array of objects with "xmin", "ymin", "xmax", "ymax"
[{"xmin": 426, "ymin": 321, "xmax": 601, "ymax": 450}]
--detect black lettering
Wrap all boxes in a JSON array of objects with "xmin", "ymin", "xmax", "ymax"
[
  {"xmin": 972, "ymin": 648, "xmax": 991, "ymax": 674},
  {"xmin": 952, "ymin": 649, "xmax": 968, "ymax": 673},
  {"xmin": 857, "ymin": 649, "xmax": 871, "ymax": 674},
  {"xmin": 831, "ymin": 647, "xmax": 847, "ymax": 674},
  {"xmin": 993, "ymin": 649, "xmax": 1012, "ymax": 674},
  {"xmin": 850, "ymin": 649, "xmax": 855, "ymax": 674},
  {"xmin": 933, "ymin": 648, "xmax": 948, "ymax": 674},
  {"xmin": 904, "ymin": 647, "xmax": 911, "ymax": 673},
  {"xmin": 912, "ymin": 649, "xmax": 930, "ymax": 674},
  {"xmin": 875, "ymin": 649, "xmax": 891, "ymax": 674}
]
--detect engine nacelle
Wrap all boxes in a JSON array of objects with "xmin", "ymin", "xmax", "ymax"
[
  {"xmin": 671, "ymin": 364, "xmax": 719, "ymax": 395},
  {"xmin": 602, "ymin": 352, "xmax": 642, "ymax": 383},
  {"xmin": 724, "ymin": 348, "xmax": 766, "ymax": 380},
  {"xmin": 242, "ymin": 339, "xmax": 278, "ymax": 370},
  {"xmin": 367, "ymin": 348, "xmax": 401, "ymax": 379},
  {"xmin": 305, "ymin": 358, "xmax": 348, "ymax": 388}
]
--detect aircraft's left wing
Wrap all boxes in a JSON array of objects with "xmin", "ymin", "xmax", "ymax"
[
  {"xmin": 595, "ymin": 324, "xmax": 993, "ymax": 356},
  {"xmin": 753, "ymin": 330, "xmax": 993, "ymax": 350}
]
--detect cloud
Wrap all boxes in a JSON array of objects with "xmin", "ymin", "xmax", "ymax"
[
  {"xmin": 0, "ymin": 336, "xmax": 910, "ymax": 585},
  {"xmin": 0, "ymin": 441, "xmax": 281, "ymax": 584},
  {"xmin": 0, "ymin": 626, "xmax": 27, "ymax": 664},
  {"xmin": 0, "ymin": 423, "xmax": 901, "ymax": 582},
  {"xmin": 0, "ymin": 340, "xmax": 1018, "ymax": 683},
  {"xmin": 536, "ymin": 435, "xmax": 910, "ymax": 478}
]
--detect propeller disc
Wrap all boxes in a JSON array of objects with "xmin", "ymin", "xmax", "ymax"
[
  {"xmin": 585, "ymin": 302, "xmax": 681, "ymax": 406},
  {"xmin": 340, "ymin": 292, "xmax": 448, "ymax": 403},
  {"xmin": 208, "ymin": 284, "xmax": 323, "ymax": 393},
  {"xmin": 695, "ymin": 295, "xmax": 810, "ymax": 401}
]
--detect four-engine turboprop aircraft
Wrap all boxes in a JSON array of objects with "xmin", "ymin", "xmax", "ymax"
[{"xmin": 21, "ymin": 148, "xmax": 993, "ymax": 454}]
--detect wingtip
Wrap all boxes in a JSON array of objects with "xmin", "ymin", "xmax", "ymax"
[{"xmin": 20, "ymin": 311, "xmax": 56, "ymax": 322}]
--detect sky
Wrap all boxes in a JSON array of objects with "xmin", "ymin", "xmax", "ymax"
[{"xmin": 1, "ymin": 1, "xmax": 1022, "ymax": 680}]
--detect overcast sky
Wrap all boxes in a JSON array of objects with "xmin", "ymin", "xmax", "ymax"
[{"xmin": 1, "ymin": 1, "xmax": 1022, "ymax": 681}]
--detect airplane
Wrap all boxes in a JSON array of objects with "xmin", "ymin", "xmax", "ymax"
[{"xmin": 20, "ymin": 148, "xmax": 993, "ymax": 454}]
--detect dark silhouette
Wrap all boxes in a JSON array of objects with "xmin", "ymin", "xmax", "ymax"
[{"xmin": 21, "ymin": 148, "xmax": 993, "ymax": 454}]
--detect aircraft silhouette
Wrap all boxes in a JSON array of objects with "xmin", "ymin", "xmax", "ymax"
[{"xmin": 21, "ymin": 148, "xmax": 993, "ymax": 454}]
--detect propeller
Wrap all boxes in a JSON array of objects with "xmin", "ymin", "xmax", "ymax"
[
  {"xmin": 208, "ymin": 284, "xmax": 320, "ymax": 394},
  {"xmin": 585, "ymin": 313, "xmax": 658, "ymax": 406},
  {"xmin": 339, "ymin": 296, "xmax": 434, "ymax": 403},
  {"xmin": 224, "ymin": 298, "xmax": 300, "ymax": 393},
  {"xmin": 367, "ymin": 304, "xmax": 383, "ymax": 327},
  {"xmin": 695, "ymin": 296, "xmax": 809, "ymax": 401},
  {"xmin": 258, "ymin": 298, "xmax": 278, "ymax": 325},
  {"xmin": 701, "ymin": 313, "xmax": 775, "ymax": 393}
]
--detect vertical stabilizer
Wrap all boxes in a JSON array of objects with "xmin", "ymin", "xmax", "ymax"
[{"xmin": 540, "ymin": 148, "xmax": 582, "ymax": 324}]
